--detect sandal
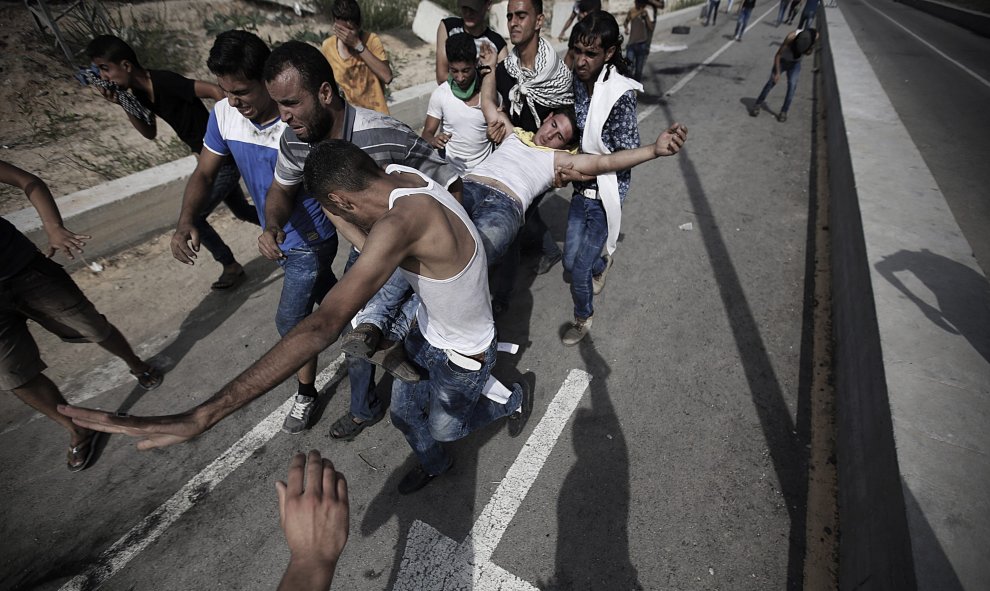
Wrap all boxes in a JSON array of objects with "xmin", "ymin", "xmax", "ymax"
[
  {"xmin": 67, "ymin": 432, "xmax": 98, "ymax": 472},
  {"xmin": 211, "ymin": 268, "xmax": 245, "ymax": 290},
  {"xmin": 329, "ymin": 412, "xmax": 384, "ymax": 441},
  {"xmin": 131, "ymin": 366, "xmax": 164, "ymax": 390}
]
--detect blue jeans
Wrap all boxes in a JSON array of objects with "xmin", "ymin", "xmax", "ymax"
[
  {"xmin": 734, "ymin": 6, "xmax": 753, "ymax": 37},
  {"xmin": 390, "ymin": 325, "xmax": 521, "ymax": 475},
  {"xmin": 274, "ymin": 238, "xmax": 339, "ymax": 337},
  {"xmin": 462, "ymin": 180, "xmax": 526, "ymax": 309},
  {"xmin": 625, "ymin": 41, "xmax": 650, "ymax": 82},
  {"xmin": 563, "ymin": 194, "xmax": 609, "ymax": 320},
  {"xmin": 704, "ymin": 0, "xmax": 720, "ymax": 24},
  {"xmin": 346, "ymin": 248, "xmax": 418, "ymax": 342},
  {"xmin": 195, "ymin": 159, "xmax": 260, "ymax": 266},
  {"xmin": 776, "ymin": 0, "xmax": 789, "ymax": 24},
  {"xmin": 755, "ymin": 60, "xmax": 802, "ymax": 113}
]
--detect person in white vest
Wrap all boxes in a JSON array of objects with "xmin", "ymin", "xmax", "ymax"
[{"xmin": 558, "ymin": 11, "xmax": 643, "ymax": 345}]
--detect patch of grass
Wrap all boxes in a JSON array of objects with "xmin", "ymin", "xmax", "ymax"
[
  {"xmin": 311, "ymin": 0, "xmax": 418, "ymax": 31},
  {"xmin": 289, "ymin": 28, "xmax": 333, "ymax": 45},
  {"xmin": 64, "ymin": 135, "xmax": 189, "ymax": 181},
  {"xmin": 14, "ymin": 91, "xmax": 88, "ymax": 146}
]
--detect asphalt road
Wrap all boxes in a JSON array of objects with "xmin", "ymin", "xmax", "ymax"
[
  {"xmin": 838, "ymin": 0, "xmax": 990, "ymax": 276},
  {"xmin": 1, "ymin": 5, "xmax": 824, "ymax": 589}
]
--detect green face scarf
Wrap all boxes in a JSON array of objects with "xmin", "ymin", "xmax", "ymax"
[{"xmin": 448, "ymin": 72, "xmax": 478, "ymax": 100}]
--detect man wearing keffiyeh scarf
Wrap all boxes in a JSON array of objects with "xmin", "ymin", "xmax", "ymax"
[{"xmin": 502, "ymin": 36, "xmax": 573, "ymax": 129}]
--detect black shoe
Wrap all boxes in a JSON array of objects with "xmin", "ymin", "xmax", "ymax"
[
  {"xmin": 777, "ymin": 111, "xmax": 788, "ymax": 122},
  {"xmin": 507, "ymin": 373, "xmax": 535, "ymax": 438},
  {"xmin": 398, "ymin": 463, "xmax": 445, "ymax": 495},
  {"xmin": 341, "ymin": 323, "xmax": 383, "ymax": 357},
  {"xmin": 535, "ymin": 251, "xmax": 562, "ymax": 275}
]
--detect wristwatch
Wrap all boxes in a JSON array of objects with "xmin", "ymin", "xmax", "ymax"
[{"xmin": 353, "ymin": 41, "xmax": 366, "ymax": 53}]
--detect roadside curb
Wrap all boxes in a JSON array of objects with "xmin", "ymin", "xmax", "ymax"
[{"xmin": 821, "ymin": 5, "xmax": 989, "ymax": 589}]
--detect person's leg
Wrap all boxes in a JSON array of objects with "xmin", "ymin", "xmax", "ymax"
[
  {"xmin": 389, "ymin": 327, "xmax": 453, "ymax": 478},
  {"xmin": 214, "ymin": 160, "xmax": 260, "ymax": 226},
  {"xmin": 12, "ymin": 373, "xmax": 91, "ymax": 445},
  {"xmin": 776, "ymin": 0, "xmax": 788, "ymax": 24},
  {"xmin": 562, "ymin": 194, "xmax": 590, "ymax": 275},
  {"xmin": 345, "ymin": 354, "xmax": 381, "ymax": 421},
  {"xmin": 193, "ymin": 162, "xmax": 242, "ymax": 281},
  {"xmin": 567, "ymin": 199, "xmax": 609, "ymax": 323},
  {"xmin": 781, "ymin": 61, "xmax": 802, "ymax": 114},
  {"xmin": 751, "ymin": 67, "xmax": 778, "ymax": 114},
  {"xmin": 276, "ymin": 239, "xmax": 339, "ymax": 433}
]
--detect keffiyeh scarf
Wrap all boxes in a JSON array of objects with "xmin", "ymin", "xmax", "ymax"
[{"xmin": 503, "ymin": 37, "xmax": 573, "ymax": 126}]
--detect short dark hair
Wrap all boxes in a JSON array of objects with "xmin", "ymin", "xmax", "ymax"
[
  {"xmin": 207, "ymin": 30, "xmax": 271, "ymax": 81},
  {"xmin": 446, "ymin": 33, "xmax": 477, "ymax": 64},
  {"xmin": 263, "ymin": 41, "xmax": 340, "ymax": 98},
  {"xmin": 304, "ymin": 139, "xmax": 381, "ymax": 197},
  {"xmin": 552, "ymin": 105, "xmax": 580, "ymax": 149},
  {"xmin": 332, "ymin": 0, "xmax": 362, "ymax": 27},
  {"xmin": 532, "ymin": 0, "xmax": 544, "ymax": 14},
  {"xmin": 86, "ymin": 34, "xmax": 141, "ymax": 67},
  {"xmin": 568, "ymin": 10, "xmax": 630, "ymax": 77},
  {"xmin": 577, "ymin": 0, "xmax": 601, "ymax": 14}
]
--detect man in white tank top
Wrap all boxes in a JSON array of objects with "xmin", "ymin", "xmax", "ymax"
[{"xmin": 57, "ymin": 139, "xmax": 531, "ymax": 495}]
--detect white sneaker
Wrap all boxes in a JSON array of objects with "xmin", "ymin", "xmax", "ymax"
[
  {"xmin": 282, "ymin": 394, "xmax": 315, "ymax": 434},
  {"xmin": 592, "ymin": 255, "xmax": 614, "ymax": 295},
  {"xmin": 562, "ymin": 316, "xmax": 593, "ymax": 346}
]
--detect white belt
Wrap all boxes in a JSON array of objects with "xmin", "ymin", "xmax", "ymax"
[{"xmin": 581, "ymin": 188, "xmax": 600, "ymax": 200}]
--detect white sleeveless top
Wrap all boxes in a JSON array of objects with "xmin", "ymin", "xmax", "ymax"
[
  {"xmin": 385, "ymin": 164, "xmax": 495, "ymax": 355},
  {"xmin": 468, "ymin": 132, "xmax": 556, "ymax": 211}
]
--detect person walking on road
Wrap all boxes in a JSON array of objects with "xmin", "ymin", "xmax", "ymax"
[
  {"xmin": 749, "ymin": 27, "xmax": 818, "ymax": 122},
  {"xmin": 734, "ymin": 0, "xmax": 757, "ymax": 40},
  {"xmin": 170, "ymin": 31, "xmax": 341, "ymax": 438},
  {"xmin": 87, "ymin": 35, "xmax": 260, "ymax": 291},
  {"xmin": 1, "ymin": 160, "xmax": 162, "ymax": 472},
  {"xmin": 703, "ymin": 0, "xmax": 721, "ymax": 26}
]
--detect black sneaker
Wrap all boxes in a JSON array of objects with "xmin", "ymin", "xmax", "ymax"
[
  {"xmin": 398, "ymin": 463, "xmax": 446, "ymax": 495},
  {"xmin": 777, "ymin": 111, "xmax": 788, "ymax": 122},
  {"xmin": 341, "ymin": 323, "xmax": 383, "ymax": 357},
  {"xmin": 507, "ymin": 373, "xmax": 535, "ymax": 438}
]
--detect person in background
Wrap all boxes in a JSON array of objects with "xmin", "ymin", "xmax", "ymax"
[
  {"xmin": 422, "ymin": 33, "xmax": 497, "ymax": 176},
  {"xmin": 734, "ymin": 0, "xmax": 757, "ymax": 40},
  {"xmin": 1, "ymin": 160, "xmax": 162, "ymax": 472},
  {"xmin": 321, "ymin": 0, "xmax": 394, "ymax": 114},
  {"xmin": 87, "ymin": 34, "xmax": 259, "ymax": 291},
  {"xmin": 703, "ymin": 0, "xmax": 721, "ymax": 26},
  {"xmin": 436, "ymin": 0, "xmax": 508, "ymax": 85},
  {"xmin": 748, "ymin": 27, "xmax": 819, "ymax": 122},
  {"xmin": 624, "ymin": 0, "xmax": 655, "ymax": 81}
]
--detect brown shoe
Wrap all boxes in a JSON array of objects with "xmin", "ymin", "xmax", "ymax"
[
  {"xmin": 341, "ymin": 323, "xmax": 383, "ymax": 357},
  {"xmin": 67, "ymin": 432, "xmax": 98, "ymax": 472},
  {"xmin": 562, "ymin": 316, "xmax": 593, "ymax": 346},
  {"xmin": 368, "ymin": 340, "xmax": 421, "ymax": 383}
]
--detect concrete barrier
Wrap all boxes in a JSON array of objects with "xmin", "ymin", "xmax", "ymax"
[
  {"xmin": 412, "ymin": 0, "xmax": 453, "ymax": 43},
  {"xmin": 896, "ymin": 0, "xmax": 990, "ymax": 38},
  {"xmin": 821, "ymin": 5, "xmax": 990, "ymax": 590},
  {"xmin": 10, "ymin": 157, "xmax": 196, "ymax": 271}
]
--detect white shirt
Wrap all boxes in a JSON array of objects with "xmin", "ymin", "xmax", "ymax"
[{"xmin": 426, "ymin": 83, "xmax": 495, "ymax": 175}]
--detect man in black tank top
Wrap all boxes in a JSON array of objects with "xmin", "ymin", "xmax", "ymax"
[
  {"xmin": 748, "ymin": 28, "xmax": 819, "ymax": 122},
  {"xmin": 435, "ymin": 0, "xmax": 509, "ymax": 85}
]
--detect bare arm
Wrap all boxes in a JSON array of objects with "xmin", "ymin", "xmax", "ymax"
[
  {"xmin": 558, "ymin": 11, "xmax": 577, "ymax": 41},
  {"xmin": 260, "ymin": 180, "xmax": 300, "ymax": 260},
  {"xmin": 479, "ymin": 45, "xmax": 512, "ymax": 143},
  {"xmin": 421, "ymin": 115, "xmax": 450, "ymax": 150},
  {"xmin": 773, "ymin": 32, "xmax": 796, "ymax": 80},
  {"xmin": 338, "ymin": 27, "xmax": 393, "ymax": 85},
  {"xmin": 193, "ymin": 80, "xmax": 226, "ymax": 101},
  {"xmin": 0, "ymin": 160, "xmax": 90, "ymax": 259},
  {"xmin": 276, "ymin": 451, "xmax": 348, "ymax": 591},
  {"xmin": 555, "ymin": 123, "xmax": 689, "ymax": 175},
  {"xmin": 171, "ymin": 150, "xmax": 228, "ymax": 265},
  {"xmin": 435, "ymin": 22, "xmax": 450, "ymax": 85}
]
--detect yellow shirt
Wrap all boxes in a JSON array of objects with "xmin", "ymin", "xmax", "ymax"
[{"xmin": 321, "ymin": 32, "xmax": 390, "ymax": 115}]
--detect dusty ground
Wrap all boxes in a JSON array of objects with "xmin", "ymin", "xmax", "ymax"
[{"xmin": 0, "ymin": 0, "xmax": 437, "ymax": 215}]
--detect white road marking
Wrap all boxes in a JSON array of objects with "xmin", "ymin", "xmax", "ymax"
[
  {"xmin": 393, "ymin": 368, "xmax": 593, "ymax": 590},
  {"xmin": 57, "ymin": 353, "xmax": 348, "ymax": 591},
  {"xmin": 664, "ymin": 5, "xmax": 777, "ymax": 97},
  {"xmin": 860, "ymin": 0, "xmax": 990, "ymax": 90}
]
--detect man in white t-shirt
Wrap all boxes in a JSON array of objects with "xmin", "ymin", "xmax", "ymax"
[{"xmin": 421, "ymin": 33, "xmax": 497, "ymax": 176}]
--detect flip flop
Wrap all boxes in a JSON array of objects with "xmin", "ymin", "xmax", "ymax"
[
  {"xmin": 131, "ymin": 366, "xmax": 163, "ymax": 390},
  {"xmin": 329, "ymin": 412, "xmax": 384, "ymax": 442},
  {"xmin": 67, "ymin": 432, "xmax": 98, "ymax": 472},
  {"xmin": 211, "ymin": 269, "xmax": 245, "ymax": 290}
]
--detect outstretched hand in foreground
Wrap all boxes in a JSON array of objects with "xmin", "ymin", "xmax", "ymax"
[
  {"xmin": 56, "ymin": 404, "xmax": 205, "ymax": 450},
  {"xmin": 277, "ymin": 450, "xmax": 349, "ymax": 591}
]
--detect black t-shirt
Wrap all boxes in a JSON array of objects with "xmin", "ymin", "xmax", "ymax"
[
  {"xmin": 134, "ymin": 70, "xmax": 210, "ymax": 153},
  {"xmin": 443, "ymin": 17, "xmax": 508, "ymax": 56},
  {"xmin": 742, "ymin": 0, "xmax": 757, "ymax": 7},
  {"xmin": 495, "ymin": 62, "xmax": 554, "ymax": 133},
  {"xmin": 0, "ymin": 218, "xmax": 39, "ymax": 280}
]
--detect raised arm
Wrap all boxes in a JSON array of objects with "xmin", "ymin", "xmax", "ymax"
[
  {"xmin": 0, "ymin": 160, "xmax": 89, "ymax": 259},
  {"xmin": 435, "ymin": 21, "xmax": 451, "ymax": 85},
  {"xmin": 338, "ymin": 27, "xmax": 394, "ymax": 85},
  {"xmin": 194, "ymin": 79, "xmax": 226, "ymax": 101},
  {"xmin": 555, "ymin": 123, "xmax": 688, "ymax": 175},
  {"xmin": 479, "ymin": 44, "xmax": 512, "ymax": 143}
]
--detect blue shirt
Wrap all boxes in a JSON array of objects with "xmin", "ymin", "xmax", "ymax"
[
  {"xmin": 572, "ymin": 80, "xmax": 640, "ymax": 204},
  {"xmin": 203, "ymin": 100, "xmax": 336, "ymax": 249}
]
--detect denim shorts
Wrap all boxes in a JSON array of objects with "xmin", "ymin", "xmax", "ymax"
[{"xmin": 0, "ymin": 254, "xmax": 113, "ymax": 389}]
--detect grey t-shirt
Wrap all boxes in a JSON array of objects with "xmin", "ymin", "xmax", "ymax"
[{"xmin": 274, "ymin": 103, "xmax": 459, "ymax": 189}]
